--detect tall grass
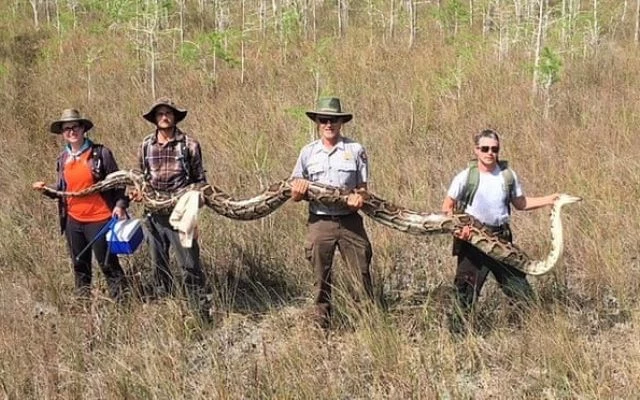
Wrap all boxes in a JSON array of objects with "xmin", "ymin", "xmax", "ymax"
[{"xmin": 1, "ymin": 1, "xmax": 639, "ymax": 398}]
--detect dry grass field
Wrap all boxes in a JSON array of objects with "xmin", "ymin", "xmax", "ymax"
[{"xmin": 1, "ymin": 1, "xmax": 639, "ymax": 398}]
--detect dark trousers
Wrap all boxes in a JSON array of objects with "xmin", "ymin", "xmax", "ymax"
[
  {"xmin": 64, "ymin": 217, "xmax": 127, "ymax": 301},
  {"xmin": 304, "ymin": 213, "xmax": 374, "ymax": 327},
  {"xmin": 145, "ymin": 213, "xmax": 210, "ymax": 312},
  {"xmin": 451, "ymin": 226, "xmax": 534, "ymax": 325}
]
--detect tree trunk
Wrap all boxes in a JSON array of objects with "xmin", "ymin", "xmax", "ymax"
[
  {"xmin": 635, "ymin": 0, "xmax": 640, "ymax": 44},
  {"xmin": 179, "ymin": 0, "xmax": 185, "ymax": 44},
  {"xmin": 532, "ymin": 0, "xmax": 545, "ymax": 94},
  {"xmin": 338, "ymin": 0, "xmax": 348, "ymax": 37},
  {"xmin": 241, "ymin": 0, "xmax": 246, "ymax": 83},
  {"xmin": 44, "ymin": 0, "xmax": 51, "ymax": 25},
  {"xmin": 29, "ymin": 0, "xmax": 39, "ymax": 29},
  {"xmin": 312, "ymin": 0, "xmax": 317, "ymax": 44},
  {"xmin": 54, "ymin": 0, "xmax": 60, "ymax": 36},
  {"xmin": 592, "ymin": 0, "xmax": 598, "ymax": 46},
  {"xmin": 389, "ymin": 0, "xmax": 395, "ymax": 39},
  {"xmin": 408, "ymin": 0, "xmax": 416, "ymax": 48}
]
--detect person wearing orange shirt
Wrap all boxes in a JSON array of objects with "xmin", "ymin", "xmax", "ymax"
[{"xmin": 33, "ymin": 109, "xmax": 129, "ymax": 302}]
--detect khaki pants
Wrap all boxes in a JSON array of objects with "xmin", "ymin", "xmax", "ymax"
[{"xmin": 304, "ymin": 213, "xmax": 373, "ymax": 326}]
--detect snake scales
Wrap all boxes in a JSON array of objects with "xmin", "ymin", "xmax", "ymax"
[{"xmin": 41, "ymin": 170, "xmax": 581, "ymax": 275}]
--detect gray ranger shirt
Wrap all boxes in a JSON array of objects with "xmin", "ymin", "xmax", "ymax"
[{"xmin": 291, "ymin": 137, "xmax": 368, "ymax": 216}]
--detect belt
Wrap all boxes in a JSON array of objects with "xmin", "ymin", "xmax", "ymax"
[
  {"xmin": 309, "ymin": 213, "xmax": 356, "ymax": 222},
  {"xmin": 485, "ymin": 223, "xmax": 510, "ymax": 233}
]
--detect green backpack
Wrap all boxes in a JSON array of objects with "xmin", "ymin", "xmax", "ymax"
[{"xmin": 456, "ymin": 160, "xmax": 515, "ymax": 213}]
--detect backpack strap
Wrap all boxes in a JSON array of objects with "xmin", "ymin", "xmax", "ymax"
[
  {"xmin": 499, "ymin": 160, "xmax": 514, "ymax": 214},
  {"xmin": 89, "ymin": 143, "xmax": 105, "ymax": 181},
  {"xmin": 142, "ymin": 134, "xmax": 154, "ymax": 181},
  {"xmin": 176, "ymin": 138, "xmax": 192, "ymax": 183},
  {"xmin": 55, "ymin": 151, "xmax": 67, "ymax": 191},
  {"xmin": 457, "ymin": 159, "xmax": 513, "ymax": 213},
  {"xmin": 456, "ymin": 161, "xmax": 479, "ymax": 213},
  {"xmin": 56, "ymin": 152, "xmax": 65, "ymax": 174}
]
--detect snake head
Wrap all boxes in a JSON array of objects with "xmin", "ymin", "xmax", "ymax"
[{"xmin": 556, "ymin": 194, "xmax": 582, "ymax": 206}]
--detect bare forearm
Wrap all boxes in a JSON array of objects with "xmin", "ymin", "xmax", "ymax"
[
  {"xmin": 442, "ymin": 196, "xmax": 456, "ymax": 215},
  {"xmin": 514, "ymin": 194, "xmax": 557, "ymax": 211}
]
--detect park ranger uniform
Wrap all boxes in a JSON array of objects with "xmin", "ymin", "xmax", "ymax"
[{"xmin": 291, "ymin": 136, "xmax": 374, "ymax": 327}]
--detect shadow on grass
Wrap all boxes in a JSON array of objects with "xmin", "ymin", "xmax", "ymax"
[
  {"xmin": 208, "ymin": 243, "xmax": 305, "ymax": 315},
  {"xmin": 536, "ymin": 280, "xmax": 632, "ymax": 334}
]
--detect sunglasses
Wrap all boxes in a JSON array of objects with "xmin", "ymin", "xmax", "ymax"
[
  {"xmin": 477, "ymin": 146, "xmax": 500, "ymax": 153},
  {"xmin": 317, "ymin": 117, "xmax": 341, "ymax": 124}
]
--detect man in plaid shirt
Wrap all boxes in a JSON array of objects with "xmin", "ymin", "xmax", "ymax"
[{"xmin": 133, "ymin": 97, "xmax": 212, "ymax": 324}]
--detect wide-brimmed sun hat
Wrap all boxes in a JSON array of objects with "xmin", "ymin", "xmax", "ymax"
[
  {"xmin": 50, "ymin": 109, "xmax": 94, "ymax": 134},
  {"xmin": 143, "ymin": 97, "xmax": 188, "ymax": 124},
  {"xmin": 305, "ymin": 97, "xmax": 353, "ymax": 123}
]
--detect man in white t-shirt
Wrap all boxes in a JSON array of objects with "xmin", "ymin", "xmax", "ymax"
[{"xmin": 442, "ymin": 129, "xmax": 558, "ymax": 333}]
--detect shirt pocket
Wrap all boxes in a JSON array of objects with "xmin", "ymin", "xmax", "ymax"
[
  {"xmin": 336, "ymin": 161, "xmax": 357, "ymax": 184},
  {"xmin": 147, "ymin": 155, "xmax": 164, "ymax": 172},
  {"xmin": 149, "ymin": 147, "xmax": 183, "ymax": 175},
  {"xmin": 307, "ymin": 163, "xmax": 324, "ymax": 179}
]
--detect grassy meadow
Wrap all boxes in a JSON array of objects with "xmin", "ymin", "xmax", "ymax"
[{"xmin": 1, "ymin": 0, "xmax": 639, "ymax": 398}]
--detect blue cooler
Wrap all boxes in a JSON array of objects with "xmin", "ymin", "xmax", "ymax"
[{"xmin": 106, "ymin": 218, "xmax": 144, "ymax": 255}]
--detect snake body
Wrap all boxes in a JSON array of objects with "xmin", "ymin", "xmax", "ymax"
[{"xmin": 41, "ymin": 170, "xmax": 581, "ymax": 275}]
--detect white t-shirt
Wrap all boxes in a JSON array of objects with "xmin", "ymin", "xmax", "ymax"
[{"xmin": 447, "ymin": 165, "xmax": 524, "ymax": 226}]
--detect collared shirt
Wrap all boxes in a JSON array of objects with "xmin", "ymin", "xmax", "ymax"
[
  {"xmin": 447, "ymin": 165, "xmax": 524, "ymax": 226},
  {"xmin": 137, "ymin": 128, "xmax": 207, "ymax": 192},
  {"xmin": 291, "ymin": 136, "xmax": 368, "ymax": 215}
]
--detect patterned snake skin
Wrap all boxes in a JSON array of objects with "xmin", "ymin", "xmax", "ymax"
[{"xmin": 41, "ymin": 170, "xmax": 581, "ymax": 275}]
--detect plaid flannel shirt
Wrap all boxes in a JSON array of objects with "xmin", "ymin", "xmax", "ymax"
[{"xmin": 137, "ymin": 128, "xmax": 207, "ymax": 193}]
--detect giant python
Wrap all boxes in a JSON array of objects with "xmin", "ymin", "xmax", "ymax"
[{"xmin": 41, "ymin": 170, "xmax": 581, "ymax": 276}]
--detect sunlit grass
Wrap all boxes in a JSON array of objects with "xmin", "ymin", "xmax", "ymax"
[{"xmin": 1, "ymin": 1, "xmax": 639, "ymax": 398}]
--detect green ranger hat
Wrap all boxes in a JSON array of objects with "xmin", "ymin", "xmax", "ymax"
[{"xmin": 305, "ymin": 97, "xmax": 353, "ymax": 123}]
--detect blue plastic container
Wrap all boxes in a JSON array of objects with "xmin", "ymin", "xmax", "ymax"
[{"xmin": 106, "ymin": 219, "xmax": 144, "ymax": 255}]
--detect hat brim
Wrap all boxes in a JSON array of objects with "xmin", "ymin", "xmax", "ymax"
[
  {"xmin": 50, "ymin": 118, "xmax": 94, "ymax": 134},
  {"xmin": 143, "ymin": 106, "xmax": 187, "ymax": 124},
  {"xmin": 305, "ymin": 111, "xmax": 353, "ymax": 123}
]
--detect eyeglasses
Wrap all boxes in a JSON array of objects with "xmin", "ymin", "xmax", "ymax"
[
  {"xmin": 317, "ymin": 117, "xmax": 341, "ymax": 125},
  {"xmin": 477, "ymin": 146, "xmax": 500, "ymax": 153},
  {"xmin": 62, "ymin": 125, "xmax": 82, "ymax": 133}
]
